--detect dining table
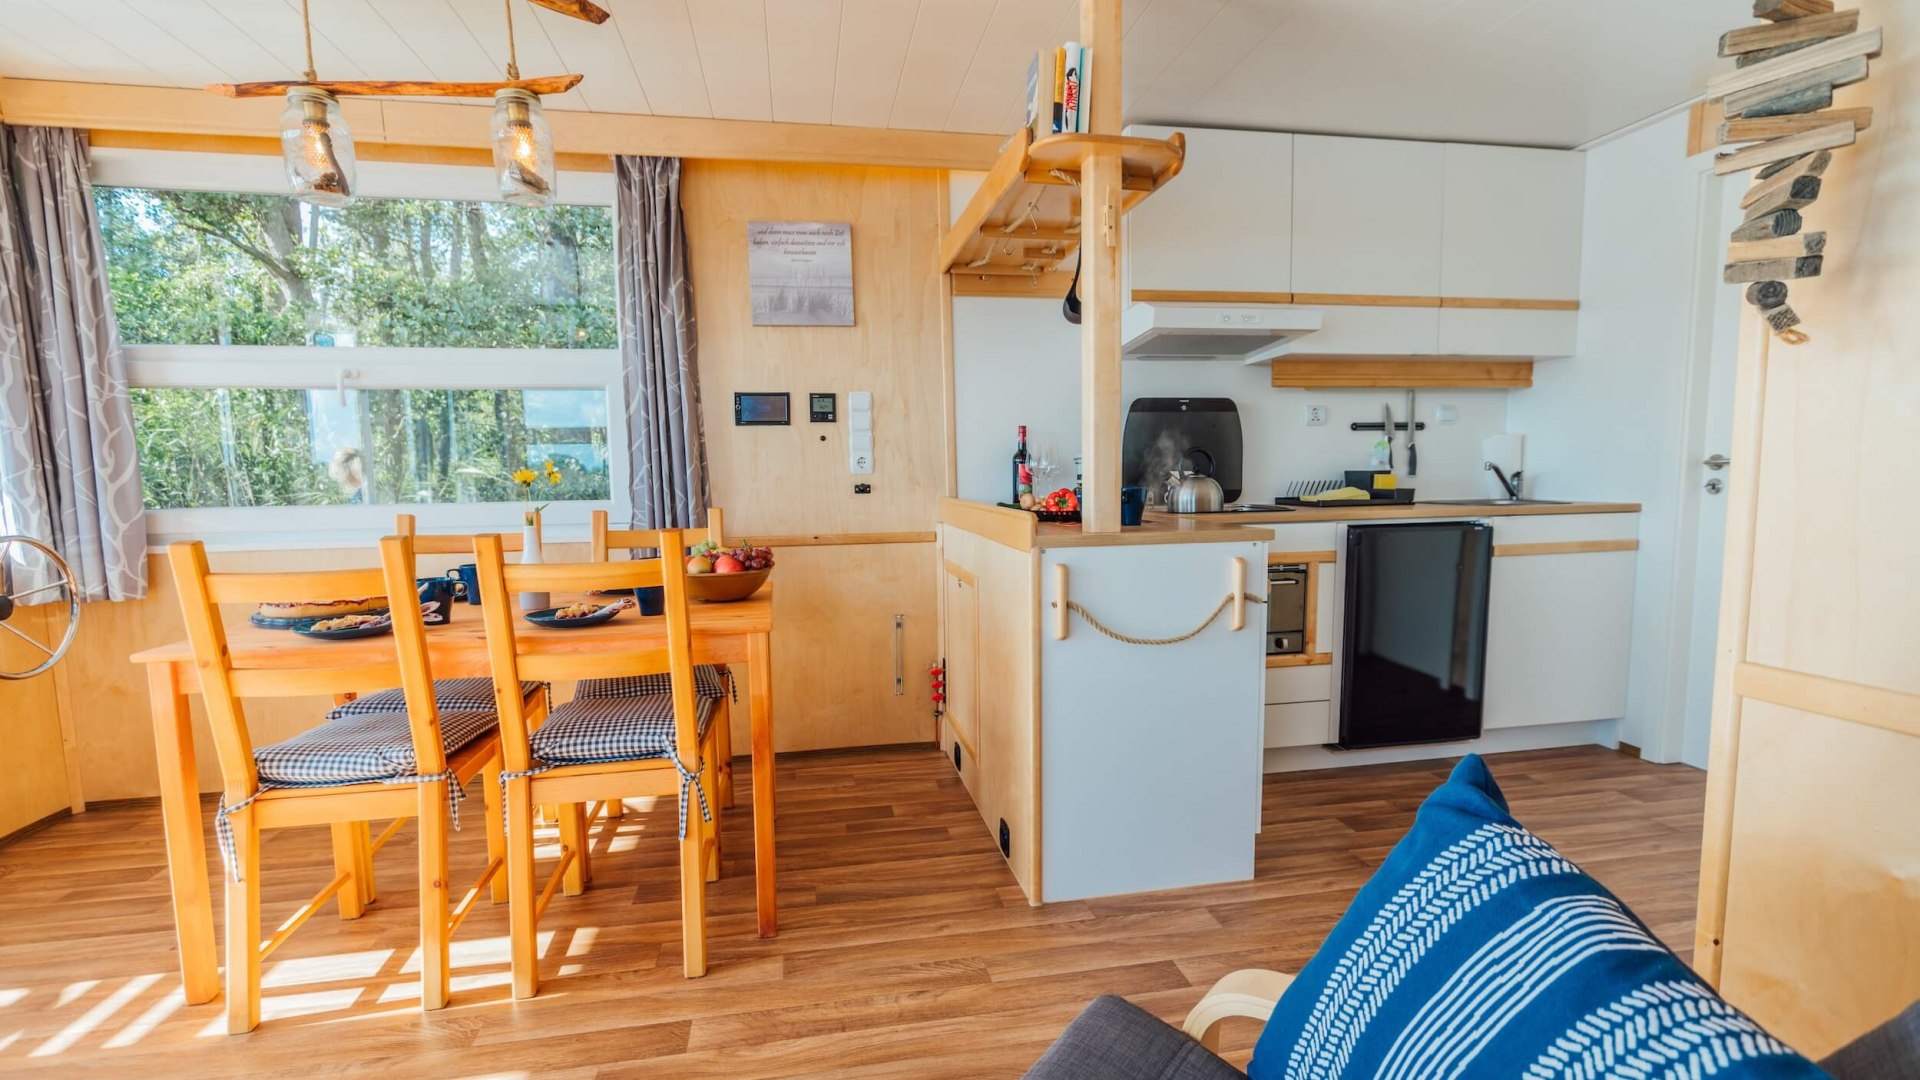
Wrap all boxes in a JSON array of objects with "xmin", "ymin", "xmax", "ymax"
[{"xmin": 130, "ymin": 588, "xmax": 777, "ymax": 1007}]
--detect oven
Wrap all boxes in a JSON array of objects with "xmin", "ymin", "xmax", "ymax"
[{"xmin": 1267, "ymin": 563, "xmax": 1308, "ymax": 655}]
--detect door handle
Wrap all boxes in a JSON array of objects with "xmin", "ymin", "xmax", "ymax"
[{"xmin": 1703, "ymin": 454, "xmax": 1731, "ymax": 470}]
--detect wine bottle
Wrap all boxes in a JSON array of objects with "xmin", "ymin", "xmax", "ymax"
[{"xmin": 1011, "ymin": 426, "xmax": 1029, "ymax": 503}]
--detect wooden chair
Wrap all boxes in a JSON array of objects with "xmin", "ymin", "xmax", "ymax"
[
  {"xmin": 472, "ymin": 529, "xmax": 721, "ymax": 996},
  {"xmin": 394, "ymin": 511, "xmax": 524, "ymax": 554},
  {"xmin": 168, "ymin": 537, "xmax": 507, "ymax": 1033},
  {"xmin": 589, "ymin": 507, "xmax": 737, "ymax": 808}
]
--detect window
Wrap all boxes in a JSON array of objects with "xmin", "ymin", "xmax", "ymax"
[
  {"xmin": 92, "ymin": 154, "xmax": 625, "ymax": 545},
  {"xmin": 97, "ymin": 187, "xmax": 615, "ymax": 349},
  {"xmin": 132, "ymin": 387, "xmax": 611, "ymax": 510}
]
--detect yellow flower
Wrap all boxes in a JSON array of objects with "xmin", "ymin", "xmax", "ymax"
[
  {"xmin": 547, "ymin": 472, "xmax": 562, "ymax": 486},
  {"xmin": 511, "ymin": 467, "xmax": 537, "ymax": 485}
]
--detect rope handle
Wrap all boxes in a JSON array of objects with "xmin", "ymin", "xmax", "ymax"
[{"xmin": 1064, "ymin": 592, "xmax": 1266, "ymax": 647}]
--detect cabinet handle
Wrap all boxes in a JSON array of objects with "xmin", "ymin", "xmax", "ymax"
[{"xmin": 892, "ymin": 614, "xmax": 905, "ymax": 696}]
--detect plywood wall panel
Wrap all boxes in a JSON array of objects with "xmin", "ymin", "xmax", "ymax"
[
  {"xmin": 1702, "ymin": 0, "xmax": 1920, "ymax": 1055},
  {"xmin": 1718, "ymin": 701, "xmax": 1920, "ymax": 1056},
  {"xmin": 0, "ymin": 606, "xmax": 74, "ymax": 837}
]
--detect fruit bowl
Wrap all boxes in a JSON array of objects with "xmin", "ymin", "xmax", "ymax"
[{"xmin": 685, "ymin": 567, "xmax": 771, "ymax": 603}]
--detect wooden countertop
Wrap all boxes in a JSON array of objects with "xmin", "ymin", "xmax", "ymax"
[
  {"xmin": 1145, "ymin": 501, "xmax": 1641, "ymax": 526},
  {"xmin": 938, "ymin": 497, "xmax": 1273, "ymax": 551}
]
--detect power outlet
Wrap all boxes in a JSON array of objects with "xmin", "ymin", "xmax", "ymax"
[
  {"xmin": 1304, "ymin": 405, "xmax": 1329, "ymax": 426},
  {"xmin": 1435, "ymin": 404, "xmax": 1459, "ymax": 425}
]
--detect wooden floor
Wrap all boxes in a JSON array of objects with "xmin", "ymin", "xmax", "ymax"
[{"xmin": 0, "ymin": 745, "xmax": 1705, "ymax": 1078}]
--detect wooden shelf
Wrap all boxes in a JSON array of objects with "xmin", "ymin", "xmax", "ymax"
[
  {"xmin": 939, "ymin": 129, "xmax": 1186, "ymax": 284},
  {"xmin": 1270, "ymin": 358, "xmax": 1535, "ymax": 390}
]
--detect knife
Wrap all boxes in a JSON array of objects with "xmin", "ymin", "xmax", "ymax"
[
  {"xmin": 1405, "ymin": 389, "xmax": 1418, "ymax": 477},
  {"xmin": 1381, "ymin": 402, "xmax": 1394, "ymax": 472}
]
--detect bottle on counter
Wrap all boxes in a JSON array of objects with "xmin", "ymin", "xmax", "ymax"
[
  {"xmin": 1011, "ymin": 425, "xmax": 1029, "ymax": 504},
  {"xmin": 1073, "ymin": 455, "xmax": 1083, "ymax": 504}
]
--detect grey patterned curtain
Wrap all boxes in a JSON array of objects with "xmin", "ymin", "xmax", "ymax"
[
  {"xmin": 0, "ymin": 125, "xmax": 147, "ymax": 601},
  {"xmin": 614, "ymin": 155, "xmax": 709, "ymax": 530}
]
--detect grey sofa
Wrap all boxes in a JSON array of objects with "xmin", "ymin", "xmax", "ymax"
[{"xmin": 1021, "ymin": 994, "xmax": 1920, "ymax": 1080}]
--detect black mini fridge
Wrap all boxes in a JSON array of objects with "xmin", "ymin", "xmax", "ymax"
[{"xmin": 1336, "ymin": 522, "xmax": 1493, "ymax": 749}]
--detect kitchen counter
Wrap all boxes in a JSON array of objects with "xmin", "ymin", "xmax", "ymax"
[
  {"xmin": 1147, "ymin": 500, "xmax": 1640, "ymax": 526},
  {"xmin": 939, "ymin": 497, "xmax": 1275, "ymax": 551}
]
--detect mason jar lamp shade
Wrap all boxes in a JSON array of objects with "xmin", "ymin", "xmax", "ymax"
[
  {"xmin": 280, "ymin": 86, "xmax": 355, "ymax": 207},
  {"xmin": 492, "ymin": 88, "xmax": 554, "ymax": 206}
]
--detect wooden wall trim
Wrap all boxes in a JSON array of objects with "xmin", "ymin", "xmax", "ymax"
[
  {"xmin": 0, "ymin": 78, "xmax": 1001, "ymax": 171},
  {"xmin": 1130, "ymin": 289, "xmax": 1579, "ymax": 311},
  {"xmin": 737, "ymin": 532, "xmax": 936, "ymax": 548},
  {"xmin": 953, "ymin": 271, "xmax": 1075, "ymax": 298},
  {"xmin": 1733, "ymin": 663, "xmax": 1920, "ymax": 741},
  {"xmin": 1493, "ymin": 539, "xmax": 1641, "ymax": 558}
]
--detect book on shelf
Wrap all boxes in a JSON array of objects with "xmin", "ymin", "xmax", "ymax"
[
  {"xmin": 1051, "ymin": 45, "xmax": 1067, "ymax": 133},
  {"xmin": 1062, "ymin": 41, "xmax": 1082, "ymax": 134},
  {"xmin": 1075, "ymin": 45, "xmax": 1090, "ymax": 132}
]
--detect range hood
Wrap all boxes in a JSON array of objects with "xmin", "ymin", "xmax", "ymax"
[{"xmin": 1121, "ymin": 302, "xmax": 1323, "ymax": 364}]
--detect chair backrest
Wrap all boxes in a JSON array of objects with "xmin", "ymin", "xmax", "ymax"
[
  {"xmin": 472, "ymin": 531, "xmax": 700, "ymax": 775},
  {"xmin": 167, "ymin": 540, "xmax": 445, "ymax": 800},
  {"xmin": 394, "ymin": 512, "xmax": 523, "ymax": 556},
  {"xmin": 591, "ymin": 508, "xmax": 725, "ymax": 562}
]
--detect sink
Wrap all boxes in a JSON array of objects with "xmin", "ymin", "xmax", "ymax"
[{"xmin": 1423, "ymin": 498, "xmax": 1572, "ymax": 507}]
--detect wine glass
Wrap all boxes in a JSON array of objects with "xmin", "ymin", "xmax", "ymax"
[{"xmin": 1030, "ymin": 442, "xmax": 1058, "ymax": 492}]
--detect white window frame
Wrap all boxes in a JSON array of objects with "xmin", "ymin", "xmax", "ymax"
[{"xmin": 94, "ymin": 149, "xmax": 628, "ymax": 550}]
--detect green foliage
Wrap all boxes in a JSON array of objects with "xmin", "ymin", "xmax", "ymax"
[{"xmin": 96, "ymin": 188, "xmax": 616, "ymax": 348}]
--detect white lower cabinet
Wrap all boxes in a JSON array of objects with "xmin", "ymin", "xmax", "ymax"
[
  {"xmin": 1265, "ymin": 700, "xmax": 1332, "ymax": 749},
  {"xmin": 1482, "ymin": 549, "xmax": 1635, "ymax": 729}
]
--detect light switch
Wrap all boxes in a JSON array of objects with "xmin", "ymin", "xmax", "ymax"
[{"xmin": 849, "ymin": 389, "xmax": 873, "ymax": 475}]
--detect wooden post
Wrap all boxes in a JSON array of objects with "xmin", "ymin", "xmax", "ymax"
[{"xmin": 1078, "ymin": 0, "xmax": 1125, "ymax": 532}]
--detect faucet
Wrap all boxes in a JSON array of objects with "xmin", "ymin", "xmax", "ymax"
[{"xmin": 1484, "ymin": 461, "xmax": 1524, "ymax": 500}]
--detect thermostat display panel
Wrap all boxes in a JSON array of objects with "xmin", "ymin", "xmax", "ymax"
[
  {"xmin": 810, "ymin": 393, "xmax": 836, "ymax": 422},
  {"xmin": 734, "ymin": 392, "xmax": 790, "ymax": 426}
]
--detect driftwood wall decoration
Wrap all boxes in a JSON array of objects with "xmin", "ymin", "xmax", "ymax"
[{"xmin": 1709, "ymin": 0, "xmax": 1882, "ymax": 343}]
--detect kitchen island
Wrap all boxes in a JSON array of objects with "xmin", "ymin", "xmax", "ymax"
[{"xmin": 937, "ymin": 498, "xmax": 1274, "ymax": 904}]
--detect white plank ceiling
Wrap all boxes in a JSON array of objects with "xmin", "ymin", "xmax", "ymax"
[{"xmin": 0, "ymin": 0, "xmax": 1746, "ymax": 148}]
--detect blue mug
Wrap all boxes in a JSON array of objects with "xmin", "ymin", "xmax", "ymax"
[
  {"xmin": 416, "ymin": 576, "xmax": 457, "ymax": 624},
  {"xmin": 634, "ymin": 585, "xmax": 665, "ymax": 616},
  {"xmin": 1120, "ymin": 485, "xmax": 1147, "ymax": 526},
  {"xmin": 450, "ymin": 563, "xmax": 482, "ymax": 605}
]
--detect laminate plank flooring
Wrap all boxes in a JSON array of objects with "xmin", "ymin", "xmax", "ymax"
[{"xmin": 0, "ymin": 745, "xmax": 1705, "ymax": 1078}]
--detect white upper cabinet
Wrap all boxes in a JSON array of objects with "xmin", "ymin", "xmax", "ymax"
[
  {"xmin": 1291, "ymin": 135, "xmax": 1446, "ymax": 299},
  {"xmin": 1125, "ymin": 124, "xmax": 1293, "ymax": 298},
  {"xmin": 1440, "ymin": 144, "xmax": 1586, "ymax": 301}
]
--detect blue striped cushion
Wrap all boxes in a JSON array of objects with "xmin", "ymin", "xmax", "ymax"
[
  {"xmin": 329, "ymin": 677, "xmax": 541, "ymax": 718},
  {"xmin": 575, "ymin": 665, "xmax": 727, "ymax": 703},
  {"xmin": 1248, "ymin": 755, "xmax": 1822, "ymax": 1080},
  {"xmin": 530, "ymin": 694, "xmax": 715, "ymax": 767},
  {"xmin": 254, "ymin": 709, "xmax": 499, "ymax": 788}
]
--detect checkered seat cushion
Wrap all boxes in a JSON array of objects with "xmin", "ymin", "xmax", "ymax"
[
  {"xmin": 329, "ymin": 677, "xmax": 542, "ymax": 718},
  {"xmin": 575, "ymin": 665, "xmax": 728, "ymax": 703},
  {"xmin": 530, "ymin": 693, "xmax": 716, "ymax": 767},
  {"xmin": 256, "ymin": 708, "xmax": 501, "ymax": 788}
]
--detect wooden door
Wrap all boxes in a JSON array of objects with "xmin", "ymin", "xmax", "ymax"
[{"xmin": 1696, "ymin": 0, "xmax": 1920, "ymax": 1054}]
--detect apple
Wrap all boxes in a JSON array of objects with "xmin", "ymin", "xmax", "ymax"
[
  {"xmin": 686, "ymin": 554, "xmax": 714, "ymax": 575},
  {"xmin": 714, "ymin": 553, "xmax": 746, "ymax": 574}
]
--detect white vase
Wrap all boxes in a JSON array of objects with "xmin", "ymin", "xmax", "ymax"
[{"xmin": 518, "ymin": 515, "xmax": 550, "ymax": 611}]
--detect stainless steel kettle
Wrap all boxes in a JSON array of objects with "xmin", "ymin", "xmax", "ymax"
[
  {"xmin": 1163, "ymin": 447, "xmax": 1226, "ymax": 513},
  {"xmin": 1165, "ymin": 470, "xmax": 1225, "ymax": 513}
]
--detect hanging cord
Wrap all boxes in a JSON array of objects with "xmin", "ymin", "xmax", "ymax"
[
  {"xmin": 503, "ymin": 0, "xmax": 521, "ymax": 81},
  {"xmin": 300, "ymin": 0, "xmax": 317, "ymax": 82},
  {"xmin": 1065, "ymin": 592, "xmax": 1266, "ymax": 647}
]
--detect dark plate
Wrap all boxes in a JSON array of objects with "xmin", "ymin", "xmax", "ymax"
[
  {"xmin": 253, "ymin": 607, "xmax": 388, "ymax": 631},
  {"xmin": 525, "ymin": 603, "xmax": 627, "ymax": 629},
  {"xmin": 293, "ymin": 617, "xmax": 394, "ymax": 641}
]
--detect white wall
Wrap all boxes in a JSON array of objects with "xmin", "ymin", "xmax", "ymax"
[
  {"xmin": 1507, "ymin": 111, "xmax": 1741, "ymax": 756},
  {"xmin": 952, "ymin": 301, "xmax": 1513, "ymax": 506}
]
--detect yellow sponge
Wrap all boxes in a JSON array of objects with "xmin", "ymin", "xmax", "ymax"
[{"xmin": 1372, "ymin": 474, "xmax": 1397, "ymax": 490}]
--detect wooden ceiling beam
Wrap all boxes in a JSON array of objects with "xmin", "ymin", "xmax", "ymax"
[
  {"xmin": 0, "ymin": 78, "xmax": 1002, "ymax": 171},
  {"xmin": 207, "ymin": 75, "xmax": 584, "ymax": 99}
]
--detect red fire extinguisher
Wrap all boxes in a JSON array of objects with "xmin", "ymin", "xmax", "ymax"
[{"xmin": 929, "ymin": 661, "xmax": 946, "ymax": 718}]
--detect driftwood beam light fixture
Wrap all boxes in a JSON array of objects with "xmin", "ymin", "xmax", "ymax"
[
  {"xmin": 1707, "ymin": 1, "xmax": 1884, "ymax": 343},
  {"xmin": 206, "ymin": 0, "xmax": 599, "ymax": 207}
]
